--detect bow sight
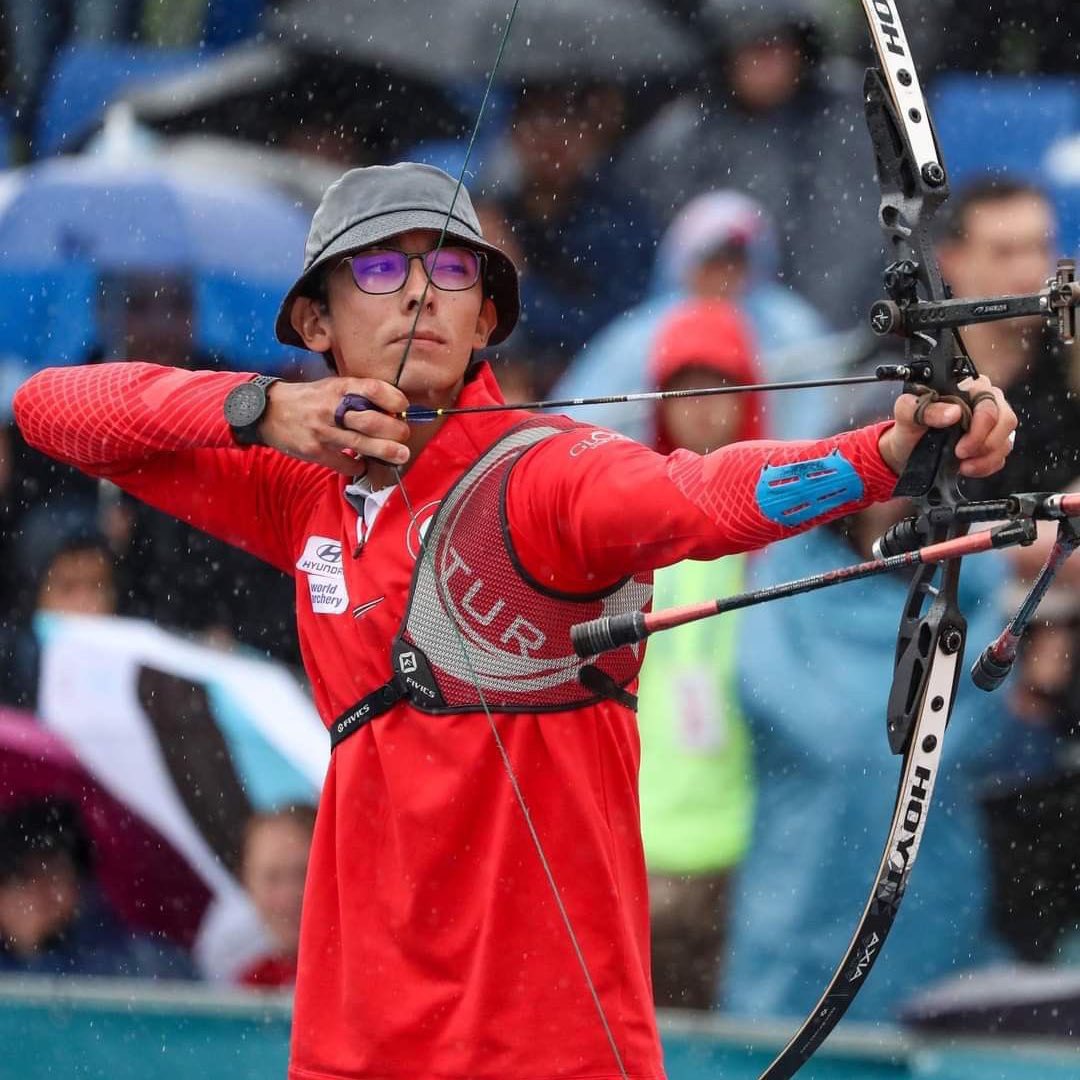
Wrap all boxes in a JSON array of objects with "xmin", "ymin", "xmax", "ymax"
[{"xmin": 869, "ymin": 257, "xmax": 1078, "ymax": 342}]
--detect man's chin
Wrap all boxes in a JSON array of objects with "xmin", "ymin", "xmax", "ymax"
[{"xmin": 398, "ymin": 369, "xmax": 466, "ymax": 407}]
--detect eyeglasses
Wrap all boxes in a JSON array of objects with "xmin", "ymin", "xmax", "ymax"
[{"xmin": 343, "ymin": 245, "xmax": 484, "ymax": 296}]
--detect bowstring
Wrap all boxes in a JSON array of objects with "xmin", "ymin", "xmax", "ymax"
[
  {"xmin": 388, "ymin": 4, "xmax": 632, "ymax": 1077},
  {"xmin": 392, "ymin": 0, "xmax": 520, "ymax": 387}
]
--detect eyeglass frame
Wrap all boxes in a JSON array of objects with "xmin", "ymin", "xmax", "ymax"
[{"xmin": 339, "ymin": 243, "xmax": 488, "ymax": 297}]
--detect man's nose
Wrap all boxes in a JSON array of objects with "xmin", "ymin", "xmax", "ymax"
[{"xmin": 402, "ymin": 256, "xmax": 435, "ymax": 308}]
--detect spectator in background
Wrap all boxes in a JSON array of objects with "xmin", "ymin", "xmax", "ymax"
[
  {"xmin": 0, "ymin": 504, "xmax": 117, "ymax": 709},
  {"xmin": 725, "ymin": 394, "xmax": 1033, "ymax": 1022},
  {"xmin": 936, "ymin": 178, "xmax": 1080, "ymax": 499},
  {"xmin": 91, "ymin": 269, "xmax": 300, "ymax": 663},
  {"xmin": 638, "ymin": 301, "xmax": 760, "ymax": 1009},
  {"xmin": 977, "ymin": 556, "xmax": 1080, "ymax": 966},
  {"xmin": 96, "ymin": 271, "xmax": 199, "ymax": 369},
  {"xmin": 236, "ymin": 804, "xmax": 316, "ymax": 989},
  {"xmin": 476, "ymin": 78, "xmax": 659, "ymax": 378},
  {"xmin": 0, "ymin": 797, "xmax": 194, "ymax": 978},
  {"xmin": 34, "ymin": 519, "xmax": 115, "ymax": 616},
  {"xmin": 0, "ymin": 0, "xmax": 266, "ymax": 142},
  {"xmin": 551, "ymin": 190, "xmax": 828, "ymax": 442},
  {"xmin": 616, "ymin": 0, "xmax": 883, "ymax": 329},
  {"xmin": 2, "ymin": 264, "xmax": 299, "ymax": 663}
]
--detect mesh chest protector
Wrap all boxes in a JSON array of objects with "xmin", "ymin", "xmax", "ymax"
[{"xmin": 330, "ymin": 417, "xmax": 652, "ymax": 748}]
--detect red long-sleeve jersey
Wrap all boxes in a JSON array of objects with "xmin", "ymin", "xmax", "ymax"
[{"xmin": 14, "ymin": 361, "xmax": 897, "ymax": 1080}]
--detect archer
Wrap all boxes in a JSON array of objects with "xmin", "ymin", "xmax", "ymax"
[{"xmin": 12, "ymin": 162, "xmax": 1016, "ymax": 1080}]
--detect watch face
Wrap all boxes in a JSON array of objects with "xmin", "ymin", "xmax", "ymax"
[{"xmin": 225, "ymin": 382, "xmax": 265, "ymax": 429}]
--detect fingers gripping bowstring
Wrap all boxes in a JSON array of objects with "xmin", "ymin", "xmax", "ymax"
[{"xmin": 388, "ymin": 5, "xmax": 632, "ymax": 1077}]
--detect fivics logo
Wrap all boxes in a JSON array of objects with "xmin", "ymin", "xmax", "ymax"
[{"xmin": 336, "ymin": 702, "xmax": 371, "ymax": 736}]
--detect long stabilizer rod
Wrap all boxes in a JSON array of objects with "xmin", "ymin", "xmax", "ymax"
[{"xmin": 571, "ymin": 520, "xmax": 1034, "ymax": 658}]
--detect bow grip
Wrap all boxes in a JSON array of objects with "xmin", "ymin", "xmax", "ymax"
[{"xmin": 892, "ymin": 427, "xmax": 952, "ymax": 499}]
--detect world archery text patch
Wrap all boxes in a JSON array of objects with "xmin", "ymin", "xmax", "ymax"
[
  {"xmin": 307, "ymin": 574, "xmax": 349, "ymax": 615},
  {"xmin": 297, "ymin": 535, "xmax": 348, "ymax": 615}
]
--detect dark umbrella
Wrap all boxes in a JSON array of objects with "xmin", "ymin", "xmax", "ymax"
[
  {"xmin": 264, "ymin": 0, "xmax": 485, "ymax": 82},
  {"xmin": 123, "ymin": 34, "xmax": 470, "ymax": 163},
  {"xmin": 0, "ymin": 709, "xmax": 211, "ymax": 948},
  {"xmin": 471, "ymin": 0, "xmax": 704, "ymax": 84},
  {"xmin": 264, "ymin": 0, "xmax": 701, "ymax": 83}
]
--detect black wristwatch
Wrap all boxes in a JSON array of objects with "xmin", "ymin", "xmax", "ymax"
[{"xmin": 225, "ymin": 375, "xmax": 280, "ymax": 446}]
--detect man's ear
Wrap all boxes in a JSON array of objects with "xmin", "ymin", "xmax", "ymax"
[
  {"xmin": 472, "ymin": 296, "xmax": 499, "ymax": 350},
  {"xmin": 290, "ymin": 296, "xmax": 334, "ymax": 354}
]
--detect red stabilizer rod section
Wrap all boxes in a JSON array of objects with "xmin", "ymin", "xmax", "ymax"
[
  {"xmin": 1042, "ymin": 492, "xmax": 1080, "ymax": 518},
  {"xmin": 570, "ymin": 522, "xmax": 1033, "ymax": 658}
]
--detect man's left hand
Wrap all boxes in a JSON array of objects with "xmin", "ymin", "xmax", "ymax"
[{"xmin": 879, "ymin": 375, "xmax": 1017, "ymax": 478}]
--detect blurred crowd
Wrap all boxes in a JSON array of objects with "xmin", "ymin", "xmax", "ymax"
[{"xmin": 0, "ymin": 0, "xmax": 1079, "ymax": 1034}]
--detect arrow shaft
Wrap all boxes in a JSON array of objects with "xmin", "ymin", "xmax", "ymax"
[{"xmin": 401, "ymin": 366, "xmax": 911, "ymax": 422}]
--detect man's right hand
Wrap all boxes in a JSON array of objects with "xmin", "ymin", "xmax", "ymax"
[{"xmin": 259, "ymin": 378, "xmax": 412, "ymax": 474}]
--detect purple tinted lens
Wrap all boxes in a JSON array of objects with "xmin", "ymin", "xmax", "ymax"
[
  {"xmin": 349, "ymin": 250, "xmax": 409, "ymax": 294},
  {"xmin": 425, "ymin": 248, "xmax": 480, "ymax": 290},
  {"xmin": 348, "ymin": 247, "xmax": 481, "ymax": 294}
]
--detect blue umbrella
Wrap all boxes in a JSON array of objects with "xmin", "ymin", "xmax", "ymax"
[{"xmin": 0, "ymin": 155, "xmax": 311, "ymax": 371}]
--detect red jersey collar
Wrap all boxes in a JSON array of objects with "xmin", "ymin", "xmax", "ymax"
[{"xmin": 341, "ymin": 360, "xmax": 523, "ymax": 507}]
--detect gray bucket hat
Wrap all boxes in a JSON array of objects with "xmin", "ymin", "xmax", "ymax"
[{"xmin": 275, "ymin": 162, "xmax": 520, "ymax": 348}]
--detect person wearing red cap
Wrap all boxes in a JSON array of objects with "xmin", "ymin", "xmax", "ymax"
[
  {"xmin": 637, "ymin": 300, "xmax": 763, "ymax": 1011},
  {"xmin": 12, "ymin": 163, "xmax": 1017, "ymax": 1080}
]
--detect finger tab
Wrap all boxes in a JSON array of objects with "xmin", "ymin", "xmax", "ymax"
[{"xmin": 334, "ymin": 393, "xmax": 374, "ymax": 429}]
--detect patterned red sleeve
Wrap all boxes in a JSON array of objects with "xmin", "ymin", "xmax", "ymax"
[
  {"xmin": 13, "ymin": 362, "xmax": 247, "ymax": 466},
  {"xmin": 12, "ymin": 363, "xmax": 324, "ymax": 573},
  {"xmin": 506, "ymin": 422, "xmax": 899, "ymax": 590}
]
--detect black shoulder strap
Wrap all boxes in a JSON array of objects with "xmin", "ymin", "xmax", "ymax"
[{"xmin": 329, "ymin": 675, "xmax": 408, "ymax": 751}]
